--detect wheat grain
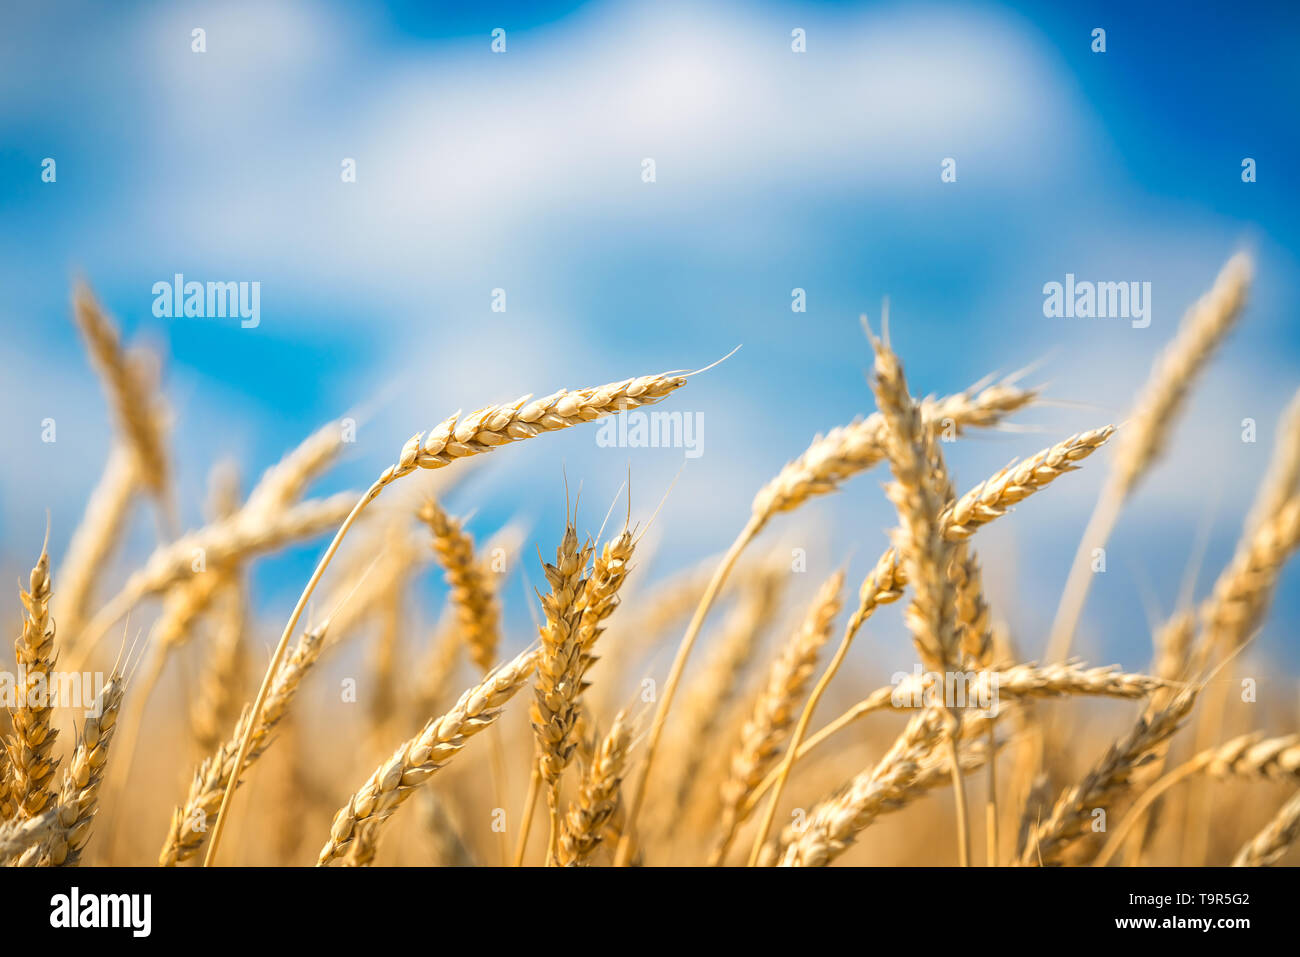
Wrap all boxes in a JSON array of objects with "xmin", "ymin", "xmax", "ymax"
[
  {"xmin": 16, "ymin": 670, "xmax": 126, "ymax": 866},
  {"xmin": 10, "ymin": 544, "xmax": 59, "ymax": 817},
  {"xmin": 1021, "ymin": 687, "xmax": 1199, "ymax": 865},
  {"xmin": 420, "ymin": 498, "xmax": 502, "ymax": 673},
  {"xmin": 317, "ymin": 647, "xmax": 537, "ymax": 865},
  {"xmin": 558, "ymin": 709, "xmax": 633, "ymax": 866},
  {"xmin": 1232, "ymin": 789, "xmax": 1300, "ymax": 866}
]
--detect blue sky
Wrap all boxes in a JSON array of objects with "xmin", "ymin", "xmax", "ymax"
[{"xmin": 2, "ymin": 0, "xmax": 1298, "ymax": 671}]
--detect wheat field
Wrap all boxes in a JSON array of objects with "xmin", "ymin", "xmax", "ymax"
[{"xmin": 1, "ymin": 252, "xmax": 1298, "ymax": 869}]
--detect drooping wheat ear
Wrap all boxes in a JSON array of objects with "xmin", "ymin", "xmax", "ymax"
[
  {"xmin": 420, "ymin": 498, "xmax": 502, "ymax": 673},
  {"xmin": 54, "ymin": 446, "xmax": 138, "ymax": 644},
  {"xmin": 777, "ymin": 707, "xmax": 950, "ymax": 867},
  {"xmin": 210, "ymin": 368, "xmax": 687, "ymax": 867},
  {"xmin": 616, "ymin": 373, "xmax": 1032, "ymax": 865},
  {"xmin": 16, "ymin": 670, "xmax": 126, "ymax": 866},
  {"xmin": 159, "ymin": 622, "xmax": 327, "ymax": 866},
  {"xmin": 1111, "ymin": 253, "xmax": 1253, "ymax": 496},
  {"xmin": 317, "ymin": 647, "xmax": 537, "ymax": 865},
  {"xmin": 662, "ymin": 567, "xmax": 786, "ymax": 830},
  {"xmin": 11, "ymin": 544, "xmax": 59, "ymax": 817},
  {"xmin": 1196, "ymin": 495, "xmax": 1300, "ymax": 671},
  {"xmin": 191, "ymin": 584, "xmax": 249, "ymax": 754},
  {"xmin": 711, "ymin": 572, "xmax": 843, "ymax": 865},
  {"xmin": 1232, "ymin": 790, "xmax": 1300, "ymax": 866},
  {"xmin": 72, "ymin": 283, "xmax": 171, "ymax": 499},
  {"xmin": 1047, "ymin": 253, "xmax": 1253, "ymax": 665},
  {"xmin": 558, "ymin": 709, "xmax": 634, "ymax": 866},
  {"xmin": 1021, "ymin": 686, "xmax": 1199, "ymax": 865}
]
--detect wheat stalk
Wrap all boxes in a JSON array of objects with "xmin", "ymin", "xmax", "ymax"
[{"xmin": 317, "ymin": 647, "xmax": 537, "ymax": 865}]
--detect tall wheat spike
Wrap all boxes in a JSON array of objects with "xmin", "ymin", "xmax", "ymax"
[{"xmin": 10, "ymin": 543, "xmax": 59, "ymax": 818}]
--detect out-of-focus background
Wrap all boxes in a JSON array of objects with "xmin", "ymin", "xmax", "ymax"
[{"xmin": 2, "ymin": 0, "xmax": 1297, "ymax": 670}]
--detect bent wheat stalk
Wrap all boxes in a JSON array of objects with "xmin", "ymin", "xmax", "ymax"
[{"xmin": 207, "ymin": 368, "xmax": 687, "ymax": 866}]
